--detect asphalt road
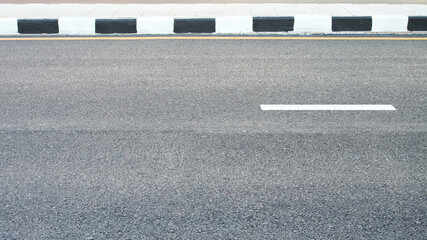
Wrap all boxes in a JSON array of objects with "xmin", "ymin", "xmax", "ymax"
[
  {"xmin": 0, "ymin": 36, "xmax": 426, "ymax": 239},
  {"xmin": 1, "ymin": 0, "xmax": 427, "ymax": 4}
]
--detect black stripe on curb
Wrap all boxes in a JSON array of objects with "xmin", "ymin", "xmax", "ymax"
[
  {"xmin": 408, "ymin": 16, "xmax": 427, "ymax": 31},
  {"xmin": 332, "ymin": 17, "xmax": 372, "ymax": 32},
  {"xmin": 253, "ymin": 17, "xmax": 294, "ymax": 32},
  {"xmin": 95, "ymin": 19, "xmax": 137, "ymax": 34},
  {"xmin": 18, "ymin": 19, "xmax": 59, "ymax": 34},
  {"xmin": 174, "ymin": 18, "xmax": 215, "ymax": 33}
]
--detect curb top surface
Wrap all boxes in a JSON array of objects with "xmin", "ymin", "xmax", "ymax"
[
  {"xmin": 1, "ymin": 0, "xmax": 427, "ymax": 3},
  {"xmin": 1, "ymin": 4, "xmax": 427, "ymax": 18}
]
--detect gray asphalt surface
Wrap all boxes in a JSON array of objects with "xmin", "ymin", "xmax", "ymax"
[
  {"xmin": 1, "ymin": 0, "xmax": 427, "ymax": 4},
  {"xmin": 0, "ymin": 36, "xmax": 426, "ymax": 239}
]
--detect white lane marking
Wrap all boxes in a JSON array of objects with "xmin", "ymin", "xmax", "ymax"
[{"xmin": 260, "ymin": 104, "xmax": 396, "ymax": 111}]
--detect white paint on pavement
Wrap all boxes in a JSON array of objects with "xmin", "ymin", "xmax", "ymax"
[
  {"xmin": 0, "ymin": 18, "xmax": 17, "ymax": 34},
  {"xmin": 372, "ymin": 15, "xmax": 408, "ymax": 32},
  {"xmin": 137, "ymin": 17, "xmax": 174, "ymax": 34},
  {"xmin": 59, "ymin": 18, "xmax": 95, "ymax": 35},
  {"xmin": 216, "ymin": 16, "xmax": 253, "ymax": 34},
  {"xmin": 260, "ymin": 104, "xmax": 396, "ymax": 111},
  {"xmin": 294, "ymin": 15, "xmax": 332, "ymax": 33}
]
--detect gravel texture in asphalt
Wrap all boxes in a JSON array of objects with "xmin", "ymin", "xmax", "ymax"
[{"xmin": 0, "ymin": 36, "xmax": 426, "ymax": 239}]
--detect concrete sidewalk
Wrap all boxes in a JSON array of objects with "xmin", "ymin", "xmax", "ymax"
[{"xmin": 1, "ymin": 4, "xmax": 427, "ymax": 18}]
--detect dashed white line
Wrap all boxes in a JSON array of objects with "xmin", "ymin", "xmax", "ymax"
[{"xmin": 260, "ymin": 104, "xmax": 396, "ymax": 111}]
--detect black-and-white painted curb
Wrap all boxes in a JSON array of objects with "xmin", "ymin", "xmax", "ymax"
[{"xmin": 0, "ymin": 16, "xmax": 426, "ymax": 34}]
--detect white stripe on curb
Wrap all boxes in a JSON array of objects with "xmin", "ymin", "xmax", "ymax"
[
  {"xmin": 260, "ymin": 104, "xmax": 396, "ymax": 111},
  {"xmin": 372, "ymin": 15, "xmax": 408, "ymax": 32},
  {"xmin": 59, "ymin": 18, "xmax": 95, "ymax": 35},
  {"xmin": 216, "ymin": 16, "xmax": 253, "ymax": 34},
  {"xmin": 137, "ymin": 17, "xmax": 174, "ymax": 34},
  {"xmin": 0, "ymin": 18, "xmax": 18, "ymax": 34},
  {"xmin": 294, "ymin": 15, "xmax": 332, "ymax": 33}
]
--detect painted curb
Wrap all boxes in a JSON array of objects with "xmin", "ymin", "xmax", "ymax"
[
  {"xmin": 408, "ymin": 16, "xmax": 427, "ymax": 31},
  {"xmin": 216, "ymin": 16, "xmax": 252, "ymax": 34},
  {"xmin": 294, "ymin": 15, "xmax": 332, "ymax": 33},
  {"xmin": 95, "ymin": 19, "xmax": 137, "ymax": 34},
  {"xmin": 332, "ymin": 17, "xmax": 372, "ymax": 32},
  {"xmin": 371, "ymin": 15, "xmax": 407, "ymax": 32},
  {"xmin": 1, "ymin": 16, "xmax": 427, "ymax": 35},
  {"xmin": 174, "ymin": 18, "xmax": 216, "ymax": 33},
  {"xmin": 137, "ymin": 17, "xmax": 174, "ymax": 34},
  {"xmin": 253, "ymin": 17, "xmax": 294, "ymax": 32},
  {"xmin": 0, "ymin": 18, "xmax": 18, "ymax": 34},
  {"xmin": 18, "ymin": 19, "xmax": 58, "ymax": 34},
  {"xmin": 59, "ymin": 18, "xmax": 95, "ymax": 35}
]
